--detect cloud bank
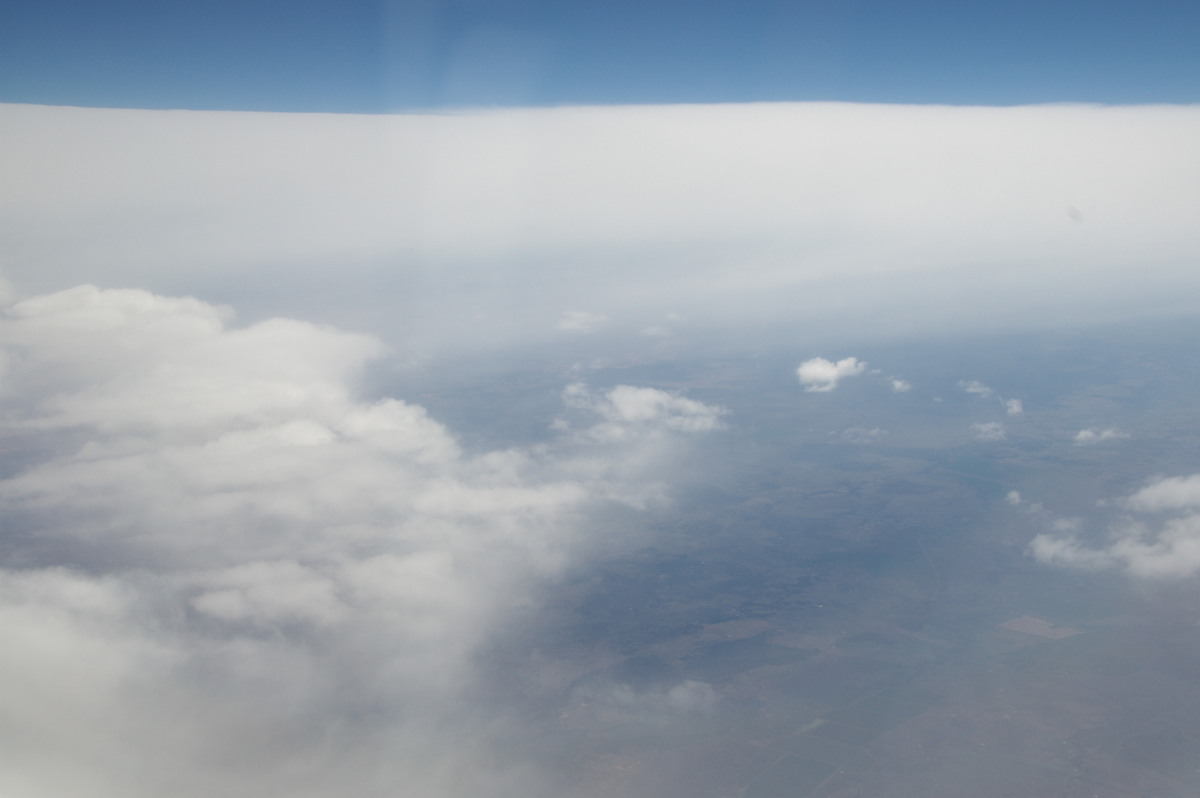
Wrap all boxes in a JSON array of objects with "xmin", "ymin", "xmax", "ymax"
[
  {"xmin": 0, "ymin": 285, "xmax": 724, "ymax": 798},
  {"xmin": 3, "ymin": 102, "xmax": 1199, "ymax": 353}
]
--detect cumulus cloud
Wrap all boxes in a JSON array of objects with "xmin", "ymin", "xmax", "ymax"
[
  {"xmin": 1030, "ymin": 473, "xmax": 1200, "ymax": 580},
  {"xmin": 1074, "ymin": 427, "xmax": 1128, "ymax": 445},
  {"xmin": 971, "ymin": 421, "xmax": 1006, "ymax": 441},
  {"xmin": 889, "ymin": 378, "xmax": 912, "ymax": 393},
  {"xmin": 1005, "ymin": 398, "xmax": 1023, "ymax": 415},
  {"xmin": 0, "ymin": 286, "xmax": 724, "ymax": 798},
  {"xmin": 796, "ymin": 357, "xmax": 866, "ymax": 392},
  {"xmin": 561, "ymin": 382, "xmax": 727, "ymax": 442}
]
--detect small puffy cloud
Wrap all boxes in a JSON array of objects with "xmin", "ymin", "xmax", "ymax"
[
  {"xmin": 563, "ymin": 383, "xmax": 727, "ymax": 440},
  {"xmin": 1006, "ymin": 490, "xmax": 1023, "ymax": 505},
  {"xmin": 959, "ymin": 380, "xmax": 994, "ymax": 398},
  {"xmin": 889, "ymin": 378, "xmax": 912, "ymax": 393},
  {"xmin": 959, "ymin": 380, "xmax": 1023, "ymax": 416},
  {"xmin": 1074, "ymin": 427, "xmax": 1128, "ymax": 445},
  {"xmin": 971, "ymin": 421, "xmax": 1006, "ymax": 441},
  {"xmin": 1031, "ymin": 473, "xmax": 1200, "ymax": 580},
  {"xmin": 796, "ymin": 356, "xmax": 866, "ymax": 393}
]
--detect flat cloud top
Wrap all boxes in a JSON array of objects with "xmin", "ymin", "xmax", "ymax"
[{"xmin": 3, "ymin": 102, "xmax": 1200, "ymax": 352}]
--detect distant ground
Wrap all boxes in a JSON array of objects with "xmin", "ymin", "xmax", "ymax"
[{"xmin": 397, "ymin": 316, "xmax": 1200, "ymax": 797}]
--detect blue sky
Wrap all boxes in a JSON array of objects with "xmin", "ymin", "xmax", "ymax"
[{"xmin": 2, "ymin": 0, "xmax": 1198, "ymax": 111}]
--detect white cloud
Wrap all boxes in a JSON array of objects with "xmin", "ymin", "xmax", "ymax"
[
  {"xmin": 1006, "ymin": 490, "xmax": 1022, "ymax": 505},
  {"xmin": 959, "ymin": 380, "xmax": 994, "ymax": 398},
  {"xmin": 1030, "ymin": 473, "xmax": 1200, "ymax": 580},
  {"xmin": 796, "ymin": 356, "xmax": 866, "ymax": 392},
  {"xmin": 0, "ymin": 286, "xmax": 724, "ymax": 797},
  {"xmin": 889, "ymin": 378, "xmax": 912, "ymax": 393},
  {"xmin": 1121, "ymin": 473, "xmax": 1200, "ymax": 512},
  {"xmin": 562, "ymin": 382, "xmax": 727, "ymax": 442},
  {"xmin": 4, "ymin": 103, "xmax": 1199, "ymax": 355},
  {"xmin": 1074, "ymin": 427, "xmax": 1128, "ymax": 445},
  {"xmin": 971, "ymin": 421, "xmax": 1006, "ymax": 441},
  {"xmin": 1031, "ymin": 516, "xmax": 1200, "ymax": 580},
  {"xmin": 960, "ymin": 382, "xmax": 1022, "ymax": 416}
]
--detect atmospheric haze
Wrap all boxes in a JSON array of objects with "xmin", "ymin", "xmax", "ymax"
[{"xmin": 3, "ymin": 101, "xmax": 1200, "ymax": 797}]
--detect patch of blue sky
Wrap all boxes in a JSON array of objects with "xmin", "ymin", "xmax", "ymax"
[{"xmin": 1, "ymin": 0, "xmax": 1198, "ymax": 112}]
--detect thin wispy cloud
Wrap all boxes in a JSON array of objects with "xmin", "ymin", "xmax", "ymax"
[
  {"xmin": 558, "ymin": 310, "xmax": 608, "ymax": 332},
  {"xmin": 960, "ymin": 380, "xmax": 1023, "ymax": 420},
  {"xmin": 1074, "ymin": 427, "xmax": 1128, "ymax": 445},
  {"xmin": 835, "ymin": 427, "xmax": 888, "ymax": 444},
  {"xmin": 959, "ymin": 380, "xmax": 994, "ymax": 398},
  {"xmin": 971, "ymin": 421, "xmax": 1006, "ymax": 441}
]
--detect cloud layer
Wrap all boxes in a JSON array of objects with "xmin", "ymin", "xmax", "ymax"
[
  {"xmin": 0, "ymin": 286, "xmax": 724, "ymax": 797},
  {"xmin": 4, "ymin": 102, "xmax": 1199, "ymax": 353}
]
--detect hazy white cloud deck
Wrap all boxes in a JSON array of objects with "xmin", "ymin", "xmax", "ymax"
[{"xmin": 4, "ymin": 102, "xmax": 1199, "ymax": 352}]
